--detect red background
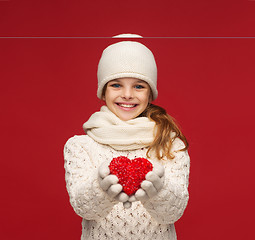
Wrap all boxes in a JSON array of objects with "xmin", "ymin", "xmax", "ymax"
[{"xmin": 1, "ymin": 0, "xmax": 255, "ymax": 239}]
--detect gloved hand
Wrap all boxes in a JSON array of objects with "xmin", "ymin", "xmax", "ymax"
[
  {"xmin": 135, "ymin": 162, "xmax": 165, "ymax": 202},
  {"xmin": 98, "ymin": 161, "xmax": 129, "ymax": 203}
]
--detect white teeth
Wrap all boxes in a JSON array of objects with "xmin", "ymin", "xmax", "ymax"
[{"xmin": 118, "ymin": 104, "xmax": 136, "ymax": 108}]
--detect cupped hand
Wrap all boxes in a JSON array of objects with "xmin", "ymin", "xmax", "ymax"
[
  {"xmin": 98, "ymin": 161, "xmax": 129, "ymax": 202},
  {"xmin": 135, "ymin": 162, "xmax": 165, "ymax": 202}
]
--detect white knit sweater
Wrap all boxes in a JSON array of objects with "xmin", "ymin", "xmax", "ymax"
[{"xmin": 64, "ymin": 134, "xmax": 190, "ymax": 240}]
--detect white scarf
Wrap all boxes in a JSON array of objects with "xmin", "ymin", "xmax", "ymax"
[{"xmin": 83, "ymin": 106, "xmax": 156, "ymax": 151}]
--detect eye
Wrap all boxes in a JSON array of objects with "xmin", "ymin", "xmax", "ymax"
[
  {"xmin": 110, "ymin": 83, "xmax": 121, "ymax": 88},
  {"xmin": 134, "ymin": 85, "xmax": 145, "ymax": 89}
]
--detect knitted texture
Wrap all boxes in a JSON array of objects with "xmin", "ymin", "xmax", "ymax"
[
  {"xmin": 97, "ymin": 41, "xmax": 158, "ymax": 100},
  {"xmin": 64, "ymin": 135, "xmax": 190, "ymax": 240},
  {"xmin": 83, "ymin": 106, "xmax": 156, "ymax": 150},
  {"xmin": 109, "ymin": 156, "xmax": 153, "ymax": 196}
]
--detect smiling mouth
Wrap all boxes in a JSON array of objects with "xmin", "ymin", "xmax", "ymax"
[{"xmin": 116, "ymin": 103, "xmax": 138, "ymax": 108}]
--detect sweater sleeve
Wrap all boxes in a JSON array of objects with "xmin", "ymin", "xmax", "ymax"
[
  {"xmin": 64, "ymin": 136, "xmax": 117, "ymax": 220},
  {"xmin": 142, "ymin": 138, "xmax": 190, "ymax": 224}
]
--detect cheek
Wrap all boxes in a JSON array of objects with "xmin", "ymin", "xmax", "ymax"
[
  {"xmin": 143, "ymin": 92, "xmax": 151, "ymax": 104},
  {"xmin": 139, "ymin": 97, "xmax": 150, "ymax": 111}
]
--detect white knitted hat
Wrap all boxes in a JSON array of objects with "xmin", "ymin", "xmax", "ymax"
[{"xmin": 97, "ymin": 40, "xmax": 158, "ymax": 100}]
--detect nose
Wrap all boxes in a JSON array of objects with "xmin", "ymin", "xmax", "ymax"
[{"xmin": 121, "ymin": 86, "xmax": 134, "ymax": 99}]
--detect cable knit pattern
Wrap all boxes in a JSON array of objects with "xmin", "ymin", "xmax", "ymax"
[{"xmin": 64, "ymin": 135, "xmax": 190, "ymax": 240}]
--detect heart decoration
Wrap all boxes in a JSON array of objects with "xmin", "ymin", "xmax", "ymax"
[{"xmin": 109, "ymin": 156, "xmax": 153, "ymax": 196}]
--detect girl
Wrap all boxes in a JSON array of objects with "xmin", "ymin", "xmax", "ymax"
[{"xmin": 64, "ymin": 37, "xmax": 190, "ymax": 240}]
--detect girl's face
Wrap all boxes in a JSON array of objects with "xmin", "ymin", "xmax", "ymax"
[{"xmin": 103, "ymin": 78, "xmax": 152, "ymax": 121}]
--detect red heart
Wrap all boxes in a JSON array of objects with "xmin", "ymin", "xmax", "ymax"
[{"xmin": 109, "ymin": 156, "xmax": 153, "ymax": 196}]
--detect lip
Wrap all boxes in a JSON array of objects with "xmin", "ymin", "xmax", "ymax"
[
  {"xmin": 115, "ymin": 102, "xmax": 138, "ymax": 111},
  {"xmin": 116, "ymin": 102, "xmax": 138, "ymax": 105}
]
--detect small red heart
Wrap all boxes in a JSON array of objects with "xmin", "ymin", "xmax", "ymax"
[{"xmin": 109, "ymin": 156, "xmax": 153, "ymax": 196}]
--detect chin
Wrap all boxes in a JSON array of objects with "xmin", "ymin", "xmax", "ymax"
[
  {"xmin": 118, "ymin": 113, "xmax": 137, "ymax": 121},
  {"xmin": 119, "ymin": 116, "xmax": 134, "ymax": 121}
]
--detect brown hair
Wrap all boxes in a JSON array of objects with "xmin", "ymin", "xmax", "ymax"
[
  {"xmin": 140, "ymin": 104, "xmax": 189, "ymax": 160},
  {"xmin": 101, "ymin": 83, "xmax": 189, "ymax": 160}
]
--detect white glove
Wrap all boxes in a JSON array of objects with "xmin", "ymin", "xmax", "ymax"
[
  {"xmin": 123, "ymin": 201, "xmax": 132, "ymax": 209},
  {"xmin": 98, "ymin": 161, "xmax": 129, "ymax": 203},
  {"xmin": 135, "ymin": 162, "xmax": 165, "ymax": 202},
  {"xmin": 122, "ymin": 195, "xmax": 137, "ymax": 209}
]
